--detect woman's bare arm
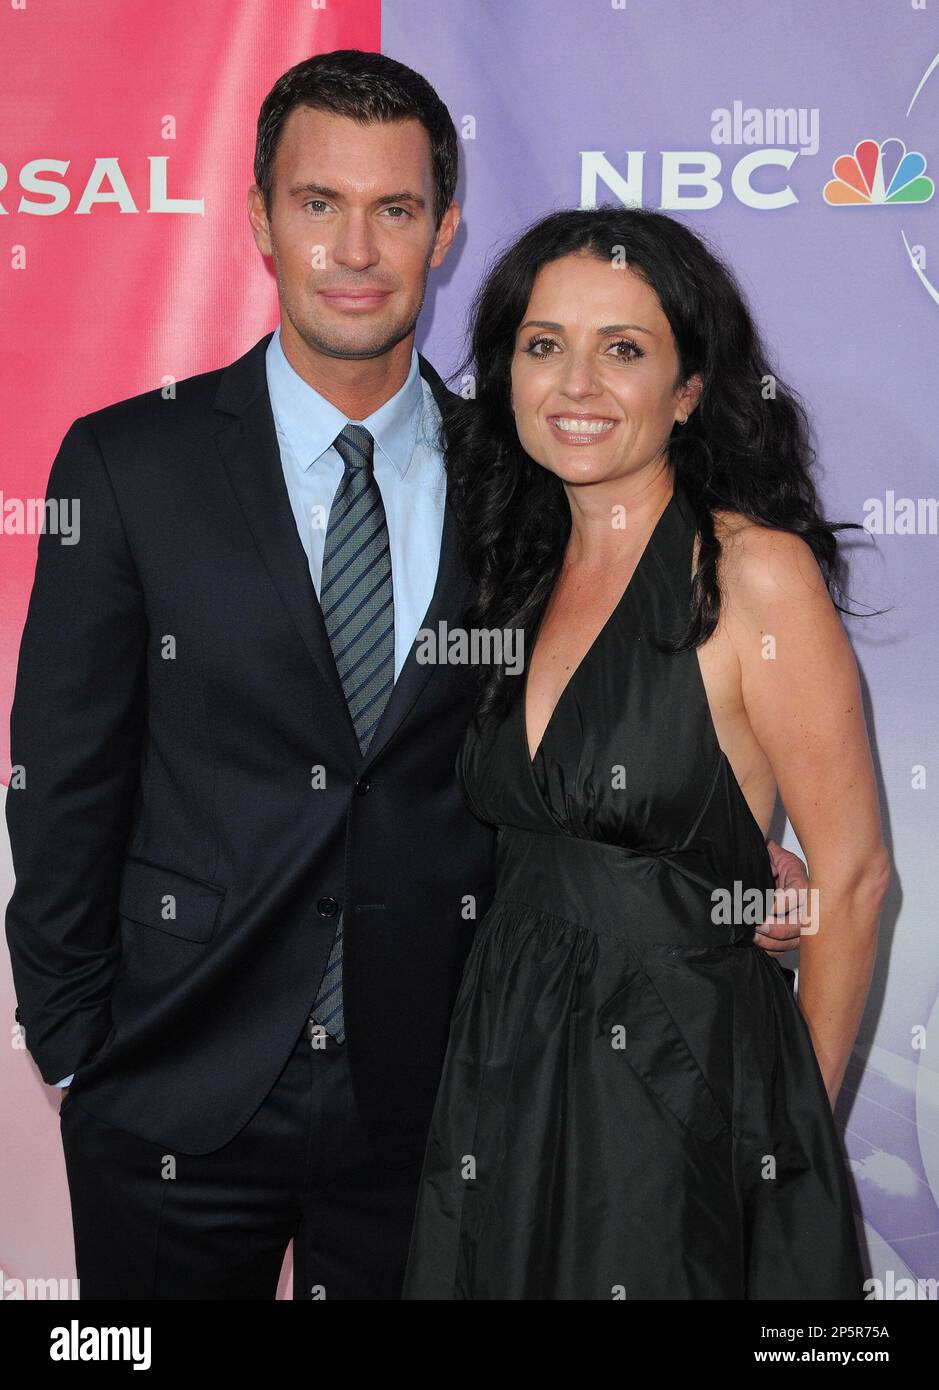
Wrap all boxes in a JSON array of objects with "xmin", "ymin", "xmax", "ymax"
[{"xmin": 720, "ymin": 522, "xmax": 890, "ymax": 1104}]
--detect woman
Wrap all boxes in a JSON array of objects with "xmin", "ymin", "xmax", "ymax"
[{"xmin": 401, "ymin": 207, "xmax": 889, "ymax": 1300}]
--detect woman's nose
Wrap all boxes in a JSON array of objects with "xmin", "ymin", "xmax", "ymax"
[{"xmin": 558, "ymin": 356, "xmax": 602, "ymax": 398}]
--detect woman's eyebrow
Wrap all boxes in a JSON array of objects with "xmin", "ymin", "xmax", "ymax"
[{"xmin": 517, "ymin": 320, "xmax": 655, "ymax": 335}]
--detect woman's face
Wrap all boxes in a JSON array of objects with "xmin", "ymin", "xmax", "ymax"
[{"xmin": 509, "ymin": 251, "xmax": 701, "ymax": 489}]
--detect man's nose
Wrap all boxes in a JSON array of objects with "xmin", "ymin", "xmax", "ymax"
[{"xmin": 331, "ymin": 213, "xmax": 380, "ymax": 271}]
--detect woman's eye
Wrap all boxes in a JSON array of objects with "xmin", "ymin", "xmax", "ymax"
[
  {"xmin": 609, "ymin": 338, "xmax": 644, "ymax": 361},
  {"xmin": 523, "ymin": 336, "xmax": 558, "ymax": 356},
  {"xmin": 522, "ymin": 336, "xmax": 644, "ymax": 361}
]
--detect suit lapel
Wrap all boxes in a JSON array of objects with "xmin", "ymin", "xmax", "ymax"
[
  {"xmin": 212, "ymin": 334, "xmax": 471, "ymax": 768},
  {"xmin": 214, "ymin": 333, "xmax": 361, "ymax": 758},
  {"xmin": 361, "ymin": 478, "xmax": 470, "ymax": 768}
]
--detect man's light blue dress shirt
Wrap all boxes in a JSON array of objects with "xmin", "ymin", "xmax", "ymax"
[{"xmin": 266, "ymin": 323, "xmax": 447, "ymax": 681}]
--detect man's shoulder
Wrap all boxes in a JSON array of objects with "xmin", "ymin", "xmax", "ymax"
[
  {"xmin": 416, "ymin": 353, "xmax": 471, "ymax": 462},
  {"xmin": 416, "ymin": 350, "xmax": 462, "ymax": 407},
  {"xmin": 76, "ymin": 333, "xmax": 273, "ymax": 446}
]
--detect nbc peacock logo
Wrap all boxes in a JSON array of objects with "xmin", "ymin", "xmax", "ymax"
[{"xmin": 823, "ymin": 138, "xmax": 934, "ymax": 205}]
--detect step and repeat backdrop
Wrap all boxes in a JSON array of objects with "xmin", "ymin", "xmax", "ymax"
[{"xmin": 1, "ymin": 0, "xmax": 936, "ymax": 1299}]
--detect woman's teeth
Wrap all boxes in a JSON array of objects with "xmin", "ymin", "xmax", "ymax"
[{"xmin": 550, "ymin": 418, "xmax": 615, "ymax": 434}]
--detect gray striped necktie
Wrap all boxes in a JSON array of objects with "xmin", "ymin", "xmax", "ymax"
[{"xmin": 309, "ymin": 423, "xmax": 395, "ymax": 1044}]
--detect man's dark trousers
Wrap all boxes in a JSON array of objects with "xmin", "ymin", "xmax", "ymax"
[{"xmin": 60, "ymin": 1020, "xmax": 423, "ymax": 1299}]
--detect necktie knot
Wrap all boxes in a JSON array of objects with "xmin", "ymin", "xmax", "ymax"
[{"xmin": 333, "ymin": 423, "xmax": 375, "ymax": 472}]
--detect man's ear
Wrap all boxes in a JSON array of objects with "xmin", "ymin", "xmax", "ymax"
[
  {"xmin": 429, "ymin": 201, "xmax": 461, "ymax": 270},
  {"xmin": 247, "ymin": 185, "xmax": 273, "ymax": 258}
]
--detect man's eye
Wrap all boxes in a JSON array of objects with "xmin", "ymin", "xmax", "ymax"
[{"xmin": 384, "ymin": 206, "xmax": 411, "ymax": 219}]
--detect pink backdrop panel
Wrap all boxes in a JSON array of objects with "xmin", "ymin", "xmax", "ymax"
[{"xmin": 1, "ymin": 0, "xmax": 380, "ymax": 1300}]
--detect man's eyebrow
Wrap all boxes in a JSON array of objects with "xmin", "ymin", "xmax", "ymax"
[
  {"xmin": 517, "ymin": 320, "xmax": 656, "ymax": 335},
  {"xmin": 287, "ymin": 182, "xmax": 427, "ymax": 208}
]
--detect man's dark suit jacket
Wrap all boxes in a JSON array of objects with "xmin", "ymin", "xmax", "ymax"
[{"xmin": 5, "ymin": 333, "xmax": 496, "ymax": 1165}]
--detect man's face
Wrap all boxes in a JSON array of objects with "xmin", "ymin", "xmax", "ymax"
[{"xmin": 248, "ymin": 107, "xmax": 459, "ymax": 360}]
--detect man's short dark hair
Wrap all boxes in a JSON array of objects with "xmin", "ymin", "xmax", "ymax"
[{"xmin": 254, "ymin": 49, "xmax": 459, "ymax": 228}]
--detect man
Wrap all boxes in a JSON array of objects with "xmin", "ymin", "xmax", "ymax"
[{"xmin": 5, "ymin": 49, "xmax": 805, "ymax": 1300}]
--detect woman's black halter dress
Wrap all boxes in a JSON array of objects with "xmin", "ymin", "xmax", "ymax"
[{"xmin": 401, "ymin": 483, "xmax": 864, "ymax": 1300}]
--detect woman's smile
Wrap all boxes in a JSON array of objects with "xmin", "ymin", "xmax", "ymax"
[{"xmin": 546, "ymin": 413, "xmax": 618, "ymax": 444}]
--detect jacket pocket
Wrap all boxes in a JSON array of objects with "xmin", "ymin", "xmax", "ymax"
[
  {"xmin": 118, "ymin": 856, "xmax": 225, "ymax": 943},
  {"xmin": 597, "ymin": 956, "xmax": 729, "ymax": 1143}
]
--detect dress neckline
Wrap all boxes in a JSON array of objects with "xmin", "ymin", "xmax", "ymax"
[{"xmin": 522, "ymin": 489, "xmax": 678, "ymax": 765}]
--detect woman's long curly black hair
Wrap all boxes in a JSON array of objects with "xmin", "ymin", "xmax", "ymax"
[{"xmin": 441, "ymin": 205, "xmax": 867, "ymax": 720}]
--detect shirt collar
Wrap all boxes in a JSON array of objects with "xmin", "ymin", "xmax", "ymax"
[{"xmin": 265, "ymin": 323, "xmax": 423, "ymax": 479}]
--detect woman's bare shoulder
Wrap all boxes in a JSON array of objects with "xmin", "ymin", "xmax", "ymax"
[{"xmin": 709, "ymin": 509, "xmax": 828, "ymax": 605}]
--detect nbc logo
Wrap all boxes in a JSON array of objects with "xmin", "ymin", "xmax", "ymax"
[{"xmin": 823, "ymin": 138, "xmax": 934, "ymax": 205}]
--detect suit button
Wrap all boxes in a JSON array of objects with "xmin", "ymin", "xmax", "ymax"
[
  {"xmin": 317, "ymin": 896, "xmax": 339, "ymax": 917},
  {"xmin": 354, "ymin": 776, "xmax": 371, "ymax": 796}
]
